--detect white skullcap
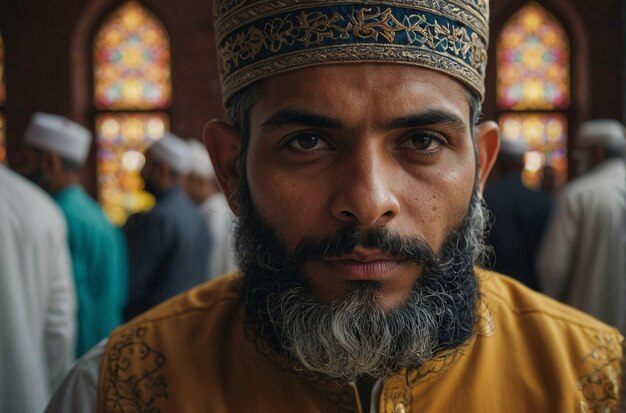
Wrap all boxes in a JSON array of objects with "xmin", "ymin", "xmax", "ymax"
[
  {"xmin": 23, "ymin": 112, "xmax": 92, "ymax": 165},
  {"xmin": 576, "ymin": 119, "xmax": 626, "ymax": 151},
  {"xmin": 187, "ymin": 139, "xmax": 215, "ymax": 179},
  {"xmin": 147, "ymin": 132, "xmax": 191, "ymax": 174},
  {"xmin": 499, "ymin": 138, "xmax": 527, "ymax": 156}
]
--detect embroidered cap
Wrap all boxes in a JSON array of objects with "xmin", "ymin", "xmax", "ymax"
[
  {"xmin": 214, "ymin": 0, "xmax": 490, "ymax": 104},
  {"xmin": 148, "ymin": 132, "xmax": 191, "ymax": 174},
  {"xmin": 23, "ymin": 112, "xmax": 92, "ymax": 165}
]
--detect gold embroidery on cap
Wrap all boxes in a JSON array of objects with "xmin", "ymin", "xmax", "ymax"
[
  {"xmin": 218, "ymin": 7, "xmax": 486, "ymax": 77},
  {"xmin": 214, "ymin": 0, "xmax": 489, "ymax": 43},
  {"xmin": 214, "ymin": 0, "xmax": 490, "ymax": 103}
]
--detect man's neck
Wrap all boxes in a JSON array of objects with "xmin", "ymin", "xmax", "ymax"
[{"xmin": 49, "ymin": 173, "xmax": 80, "ymax": 194}]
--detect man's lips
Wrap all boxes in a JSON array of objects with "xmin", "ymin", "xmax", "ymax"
[
  {"xmin": 318, "ymin": 248, "xmax": 406, "ymax": 281},
  {"xmin": 322, "ymin": 247, "xmax": 401, "ymax": 263}
]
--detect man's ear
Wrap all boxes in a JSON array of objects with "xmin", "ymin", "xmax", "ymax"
[
  {"xmin": 203, "ymin": 119, "xmax": 241, "ymax": 216},
  {"xmin": 475, "ymin": 121, "xmax": 500, "ymax": 195}
]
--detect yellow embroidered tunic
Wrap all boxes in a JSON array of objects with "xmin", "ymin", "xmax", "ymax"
[{"xmin": 97, "ymin": 269, "xmax": 623, "ymax": 413}]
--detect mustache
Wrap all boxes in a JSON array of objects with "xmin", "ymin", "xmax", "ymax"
[{"xmin": 292, "ymin": 226, "xmax": 439, "ymax": 265}]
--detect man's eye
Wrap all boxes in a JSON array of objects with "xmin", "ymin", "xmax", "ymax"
[
  {"xmin": 398, "ymin": 132, "xmax": 446, "ymax": 153},
  {"xmin": 286, "ymin": 132, "xmax": 330, "ymax": 151}
]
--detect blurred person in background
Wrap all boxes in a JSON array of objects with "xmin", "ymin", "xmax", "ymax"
[
  {"xmin": 19, "ymin": 112, "xmax": 127, "ymax": 357},
  {"xmin": 538, "ymin": 119, "xmax": 626, "ymax": 333},
  {"xmin": 539, "ymin": 164, "xmax": 560, "ymax": 195},
  {"xmin": 124, "ymin": 133, "xmax": 210, "ymax": 320},
  {"xmin": 186, "ymin": 138, "xmax": 237, "ymax": 280},
  {"xmin": 484, "ymin": 139, "xmax": 553, "ymax": 291},
  {"xmin": 0, "ymin": 164, "xmax": 75, "ymax": 413}
]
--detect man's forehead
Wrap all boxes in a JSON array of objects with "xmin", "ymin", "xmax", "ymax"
[
  {"xmin": 264, "ymin": 63, "xmax": 467, "ymax": 90},
  {"xmin": 252, "ymin": 64, "xmax": 472, "ymax": 128}
]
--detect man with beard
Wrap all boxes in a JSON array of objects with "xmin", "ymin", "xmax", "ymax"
[
  {"xmin": 47, "ymin": 1, "xmax": 623, "ymax": 412},
  {"xmin": 123, "ymin": 133, "xmax": 211, "ymax": 320},
  {"xmin": 19, "ymin": 112, "xmax": 127, "ymax": 358}
]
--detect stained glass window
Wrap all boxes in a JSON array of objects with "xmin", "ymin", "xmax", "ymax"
[
  {"xmin": 496, "ymin": 3, "xmax": 570, "ymax": 189},
  {"xmin": 497, "ymin": 3, "xmax": 569, "ymax": 110},
  {"xmin": 94, "ymin": 1, "xmax": 171, "ymax": 110},
  {"xmin": 94, "ymin": 1, "xmax": 172, "ymax": 225},
  {"xmin": 0, "ymin": 33, "xmax": 5, "ymax": 164},
  {"xmin": 96, "ymin": 113, "xmax": 168, "ymax": 225},
  {"xmin": 500, "ymin": 113, "xmax": 568, "ymax": 188}
]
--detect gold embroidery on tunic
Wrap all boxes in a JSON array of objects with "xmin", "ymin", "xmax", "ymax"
[
  {"xmin": 102, "ymin": 327, "xmax": 168, "ymax": 413},
  {"xmin": 577, "ymin": 333, "xmax": 621, "ymax": 412}
]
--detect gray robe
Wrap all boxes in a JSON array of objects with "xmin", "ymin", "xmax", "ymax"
[{"xmin": 538, "ymin": 159, "xmax": 626, "ymax": 333}]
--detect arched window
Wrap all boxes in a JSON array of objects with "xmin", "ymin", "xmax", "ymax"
[
  {"xmin": 93, "ymin": 1, "xmax": 172, "ymax": 225},
  {"xmin": 0, "ymin": 33, "xmax": 6, "ymax": 163},
  {"xmin": 496, "ymin": 2, "xmax": 570, "ymax": 188}
]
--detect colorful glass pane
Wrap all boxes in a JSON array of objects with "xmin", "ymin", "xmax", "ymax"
[
  {"xmin": 497, "ymin": 3, "xmax": 569, "ymax": 110},
  {"xmin": 96, "ymin": 112, "xmax": 169, "ymax": 225},
  {"xmin": 499, "ymin": 113, "xmax": 568, "ymax": 189},
  {"xmin": 94, "ymin": 1, "xmax": 171, "ymax": 110},
  {"xmin": 0, "ymin": 33, "xmax": 5, "ymax": 105}
]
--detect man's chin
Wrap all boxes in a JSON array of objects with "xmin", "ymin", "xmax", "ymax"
[{"xmin": 306, "ymin": 281, "xmax": 419, "ymax": 313}]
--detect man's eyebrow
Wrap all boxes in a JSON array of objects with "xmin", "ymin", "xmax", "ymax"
[
  {"xmin": 260, "ymin": 109, "xmax": 344, "ymax": 133},
  {"xmin": 386, "ymin": 109, "xmax": 468, "ymax": 134}
]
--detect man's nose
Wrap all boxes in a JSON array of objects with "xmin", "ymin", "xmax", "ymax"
[{"xmin": 329, "ymin": 146, "xmax": 400, "ymax": 227}]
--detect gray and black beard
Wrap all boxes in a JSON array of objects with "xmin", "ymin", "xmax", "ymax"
[{"xmin": 236, "ymin": 179, "xmax": 490, "ymax": 382}]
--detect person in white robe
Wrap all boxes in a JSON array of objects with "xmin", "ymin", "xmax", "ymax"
[
  {"xmin": 0, "ymin": 164, "xmax": 76, "ymax": 413},
  {"xmin": 538, "ymin": 119, "xmax": 626, "ymax": 333},
  {"xmin": 186, "ymin": 139, "xmax": 237, "ymax": 279}
]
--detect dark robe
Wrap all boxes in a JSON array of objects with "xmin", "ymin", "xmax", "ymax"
[
  {"xmin": 124, "ymin": 187, "xmax": 211, "ymax": 320},
  {"xmin": 484, "ymin": 173, "xmax": 553, "ymax": 291}
]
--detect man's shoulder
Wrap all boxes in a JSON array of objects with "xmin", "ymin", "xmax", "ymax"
[
  {"xmin": 561, "ymin": 161, "xmax": 625, "ymax": 198},
  {"xmin": 124, "ymin": 205, "xmax": 169, "ymax": 231},
  {"xmin": 478, "ymin": 268, "xmax": 621, "ymax": 337},
  {"xmin": 57, "ymin": 187, "xmax": 113, "ymax": 228},
  {"xmin": 147, "ymin": 191, "xmax": 206, "ymax": 226},
  {"xmin": 113, "ymin": 272, "xmax": 243, "ymax": 334},
  {"xmin": 474, "ymin": 269, "xmax": 622, "ymax": 411},
  {"xmin": 1, "ymin": 166, "xmax": 49, "ymax": 205},
  {"xmin": 0, "ymin": 166, "xmax": 66, "ymax": 232},
  {"xmin": 97, "ymin": 273, "xmax": 245, "ymax": 410}
]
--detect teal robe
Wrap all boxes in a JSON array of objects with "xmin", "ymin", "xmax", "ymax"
[{"xmin": 54, "ymin": 185, "xmax": 128, "ymax": 356}]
